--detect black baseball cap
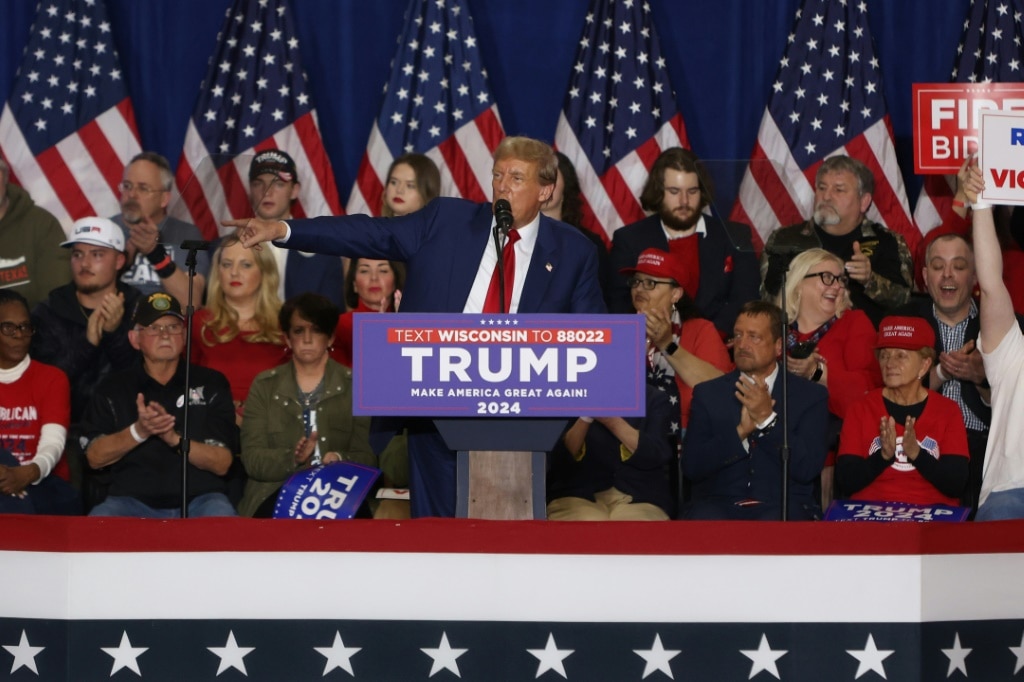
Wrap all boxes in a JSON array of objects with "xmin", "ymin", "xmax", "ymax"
[{"xmin": 249, "ymin": 149, "xmax": 298, "ymax": 183}]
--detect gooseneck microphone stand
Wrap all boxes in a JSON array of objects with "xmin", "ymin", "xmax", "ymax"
[
  {"xmin": 767, "ymin": 219, "xmax": 822, "ymax": 521},
  {"xmin": 179, "ymin": 240, "xmax": 211, "ymax": 517}
]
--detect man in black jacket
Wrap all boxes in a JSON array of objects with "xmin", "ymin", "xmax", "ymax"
[
  {"xmin": 607, "ymin": 148, "xmax": 759, "ymax": 336},
  {"xmin": 31, "ymin": 217, "xmax": 142, "ymax": 423}
]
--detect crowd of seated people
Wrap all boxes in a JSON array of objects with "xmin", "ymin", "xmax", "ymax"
[{"xmin": 7, "ymin": 142, "xmax": 1024, "ymax": 524}]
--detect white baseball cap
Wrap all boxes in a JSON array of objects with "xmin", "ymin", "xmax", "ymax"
[{"xmin": 61, "ymin": 216, "xmax": 126, "ymax": 251}]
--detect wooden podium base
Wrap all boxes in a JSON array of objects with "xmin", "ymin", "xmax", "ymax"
[
  {"xmin": 456, "ymin": 450, "xmax": 547, "ymax": 519},
  {"xmin": 437, "ymin": 418, "xmax": 566, "ymax": 520}
]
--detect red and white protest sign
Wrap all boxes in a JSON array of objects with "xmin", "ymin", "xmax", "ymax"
[
  {"xmin": 912, "ymin": 83, "xmax": 1024, "ymax": 174},
  {"xmin": 979, "ymin": 109, "xmax": 1024, "ymax": 206}
]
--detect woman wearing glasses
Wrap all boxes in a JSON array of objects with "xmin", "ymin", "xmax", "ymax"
[
  {"xmin": 775, "ymin": 248, "xmax": 882, "ymax": 506},
  {"xmin": 191, "ymin": 233, "xmax": 286, "ymax": 424},
  {"xmin": 546, "ymin": 249, "xmax": 730, "ymax": 520},
  {"xmin": 0, "ymin": 290, "xmax": 79, "ymax": 514}
]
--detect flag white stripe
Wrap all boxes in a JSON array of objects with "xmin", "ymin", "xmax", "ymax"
[
  {"xmin": 0, "ymin": 105, "xmax": 72, "ymax": 230},
  {"xmin": 8, "ymin": 548, "xmax": 1024, "ymax": 624}
]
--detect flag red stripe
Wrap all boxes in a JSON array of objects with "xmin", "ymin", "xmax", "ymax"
[
  {"xmin": 294, "ymin": 112, "xmax": 342, "ymax": 214},
  {"xmin": 35, "ymin": 146, "xmax": 95, "ymax": 221},
  {"xmin": 175, "ymin": 156, "xmax": 219, "ymax": 241},
  {"xmin": 844, "ymin": 133, "xmax": 919, "ymax": 253},
  {"xmin": 474, "ymin": 107, "xmax": 504, "ymax": 153},
  {"xmin": 355, "ymin": 153, "xmax": 385, "ymax": 217},
  {"xmin": 633, "ymin": 136, "xmax": 664, "ymax": 170},
  {"xmin": 438, "ymin": 135, "xmax": 487, "ymax": 203},
  {"xmin": 77, "ymin": 118, "xmax": 123, "ymax": 196},
  {"xmin": 749, "ymin": 144, "xmax": 804, "ymax": 227},
  {"xmin": 600, "ymin": 166, "xmax": 645, "ymax": 227},
  {"xmin": 218, "ymin": 162, "xmax": 253, "ymax": 225}
]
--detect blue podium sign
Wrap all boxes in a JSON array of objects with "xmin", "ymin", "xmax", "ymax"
[
  {"xmin": 824, "ymin": 500, "xmax": 970, "ymax": 523},
  {"xmin": 352, "ymin": 313, "xmax": 645, "ymax": 417}
]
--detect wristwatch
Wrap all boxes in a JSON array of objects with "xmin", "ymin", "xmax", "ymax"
[{"xmin": 663, "ymin": 341, "xmax": 679, "ymax": 356}]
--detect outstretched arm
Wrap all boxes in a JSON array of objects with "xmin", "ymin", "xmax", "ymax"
[
  {"xmin": 964, "ymin": 165, "xmax": 1016, "ymax": 350},
  {"xmin": 228, "ymin": 217, "xmax": 289, "ymax": 250}
]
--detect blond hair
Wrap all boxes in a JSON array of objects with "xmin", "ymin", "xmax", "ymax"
[
  {"xmin": 201, "ymin": 233, "xmax": 284, "ymax": 345},
  {"xmin": 777, "ymin": 248, "xmax": 851, "ymax": 321}
]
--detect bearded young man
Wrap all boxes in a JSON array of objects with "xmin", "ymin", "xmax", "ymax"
[{"xmin": 607, "ymin": 147, "xmax": 759, "ymax": 336}]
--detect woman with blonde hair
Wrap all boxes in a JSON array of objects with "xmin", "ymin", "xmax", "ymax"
[
  {"xmin": 775, "ymin": 247, "xmax": 881, "ymax": 505},
  {"xmin": 191, "ymin": 233, "xmax": 286, "ymax": 422}
]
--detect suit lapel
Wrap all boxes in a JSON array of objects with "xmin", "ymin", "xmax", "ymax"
[
  {"xmin": 519, "ymin": 215, "xmax": 558, "ymax": 313},
  {"xmin": 447, "ymin": 203, "xmax": 495, "ymax": 311}
]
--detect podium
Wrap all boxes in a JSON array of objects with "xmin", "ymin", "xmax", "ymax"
[{"xmin": 353, "ymin": 313, "xmax": 646, "ymax": 519}]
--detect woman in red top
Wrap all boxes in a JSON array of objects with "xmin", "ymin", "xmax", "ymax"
[
  {"xmin": 776, "ymin": 248, "xmax": 882, "ymax": 507},
  {"xmin": 332, "ymin": 258, "xmax": 406, "ymax": 367},
  {"xmin": 191, "ymin": 233, "xmax": 286, "ymax": 423},
  {"xmin": 836, "ymin": 316, "xmax": 969, "ymax": 506}
]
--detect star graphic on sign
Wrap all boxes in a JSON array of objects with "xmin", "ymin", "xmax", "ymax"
[
  {"xmin": 1009, "ymin": 630, "xmax": 1024, "ymax": 674},
  {"xmin": 3, "ymin": 630, "xmax": 44, "ymax": 674},
  {"xmin": 314, "ymin": 631, "xmax": 362, "ymax": 676},
  {"xmin": 740, "ymin": 633, "xmax": 787, "ymax": 679},
  {"xmin": 527, "ymin": 633, "xmax": 574, "ymax": 679},
  {"xmin": 421, "ymin": 631, "xmax": 467, "ymax": 677},
  {"xmin": 101, "ymin": 631, "xmax": 148, "ymax": 677},
  {"xmin": 846, "ymin": 633, "xmax": 894, "ymax": 679},
  {"xmin": 208, "ymin": 630, "xmax": 255, "ymax": 676},
  {"xmin": 633, "ymin": 633, "xmax": 680, "ymax": 679},
  {"xmin": 941, "ymin": 632, "xmax": 970, "ymax": 677}
]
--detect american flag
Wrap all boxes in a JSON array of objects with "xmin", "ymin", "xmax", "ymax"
[
  {"xmin": 174, "ymin": 0, "xmax": 342, "ymax": 241},
  {"xmin": 553, "ymin": 0, "xmax": 689, "ymax": 244},
  {"xmin": 345, "ymin": 0, "xmax": 505, "ymax": 217},
  {"xmin": 731, "ymin": 0, "xmax": 917, "ymax": 254},
  {"xmin": 0, "ymin": 0, "xmax": 141, "ymax": 230},
  {"xmin": 913, "ymin": 0, "xmax": 1024, "ymax": 237}
]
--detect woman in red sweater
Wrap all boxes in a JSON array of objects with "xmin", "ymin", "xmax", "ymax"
[{"xmin": 776, "ymin": 248, "xmax": 882, "ymax": 506}]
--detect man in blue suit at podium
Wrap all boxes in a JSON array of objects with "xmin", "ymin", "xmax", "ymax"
[{"xmin": 230, "ymin": 136, "xmax": 605, "ymax": 516}]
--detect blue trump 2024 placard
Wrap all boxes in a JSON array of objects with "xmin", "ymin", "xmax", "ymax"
[{"xmin": 352, "ymin": 314, "xmax": 645, "ymax": 417}]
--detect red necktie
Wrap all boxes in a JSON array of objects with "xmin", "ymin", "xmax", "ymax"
[{"xmin": 482, "ymin": 229, "xmax": 521, "ymax": 313}]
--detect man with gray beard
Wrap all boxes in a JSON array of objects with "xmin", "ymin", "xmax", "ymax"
[{"xmin": 761, "ymin": 155, "xmax": 913, "ymax": 326}]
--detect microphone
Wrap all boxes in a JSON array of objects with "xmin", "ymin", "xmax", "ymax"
[
  {"xmin": 493, "ymin": 199, "xmax": 514, "ymax": 236},
  {"xmin": 180, "ymin": 240, "xmax": 213, "ymax": 251}
]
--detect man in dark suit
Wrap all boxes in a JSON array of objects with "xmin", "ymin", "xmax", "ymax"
[
  {"xmin": 232, "ymin": 136, "xmax": 605, "ymax": 517},
  {"xmin": 681, "ymin": 301, "xmax": 828, "ymax": 520},
  {"xmin": 607, "ymin": 148, "xmax": 760, "ymax": 336},
  {"xmin": 247, "ymin": 150, "xmax": 345, "ymax": 308}
]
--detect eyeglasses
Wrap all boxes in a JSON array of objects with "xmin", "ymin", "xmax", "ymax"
[
  {"xmin": 803, "ymin": 271, "xmax": 850, "ymax": 287},
  {"xmin": 0, "ymin": 322, "xmax": 34, "ymax": 337},
  {"xmin": 138, "ymin": 322, "xmax": 184, "ymax": 337},
  {"xmin": 627, "ymin": 277, "xmax": 675, "ymax": 291},
  {"xmin": 118, "ymin": 181, "xmax": 167, "ymax": 195}
]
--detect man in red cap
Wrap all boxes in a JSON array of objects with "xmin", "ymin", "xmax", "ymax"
[{"xmin": 835, "ymin": 316, "xmax": 969, "ymax": 507}]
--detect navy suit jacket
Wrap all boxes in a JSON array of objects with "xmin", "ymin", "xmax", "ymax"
[
  {"xmin": 284, "ymin": 250, "xmax": 344, "ymax": 308},
  {"xmin": 683, "ymin": 368, "xmax": 829, "ymax": 509},
  {"xmin": 608, "ymin": 214, "xmax": 759, "ymax": 335},
  {"xmin": 283, "ymin": 197, "xmax": 606, "ymax": 315},
  {"xmin": 282, "ymin": 197, "xmax": 605, "ymax": 517}
]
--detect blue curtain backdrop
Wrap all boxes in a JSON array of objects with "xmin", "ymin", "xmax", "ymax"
[{"xmin": 0, "ymin": 0, "xmax": 970, "ymax": 208}]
